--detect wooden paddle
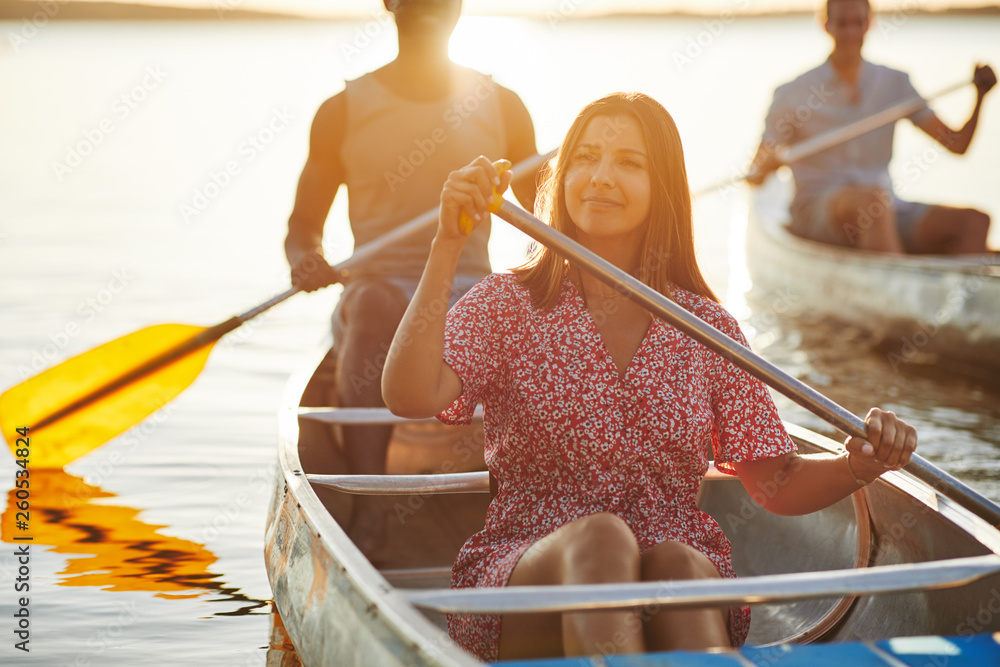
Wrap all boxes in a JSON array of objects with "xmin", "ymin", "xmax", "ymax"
[
  {"xmin": 485, "ymin": 197, "xmax": 1000, "ymax": 528},
  {"xmin": 694, "ymin": 78, "xmax": 973, "ymax": 197},
  {"xmin": 0, "ymin": 151, "xmax": 554, "ymax": 469}
]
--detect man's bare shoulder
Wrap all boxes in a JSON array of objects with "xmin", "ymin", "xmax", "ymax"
[
  {"xmin": 494, "ymin": 82, "xmax": 528, "ymax": 108},
  {"xmin": 493, "ymin": 82, "xmax": 536, "ymax": 151},
  {"xmin": 313, "ymin": 91, "xmax": 348, "ymax": 131}
]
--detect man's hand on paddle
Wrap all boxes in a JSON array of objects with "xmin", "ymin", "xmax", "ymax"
[
  {"xmin": 746, "ymin": 141, "xmax": 783, "ymax": 186},
  {"xmin": 845, "ymin": 408, "xmax": 918, "ymax": 483},
  {"xmin": 974, "ymin": 63, "xmax": 997, "ymax": 98},
  {"xmin": 290, "ymin": 249, "xmax": 341, "ymax": 292}
]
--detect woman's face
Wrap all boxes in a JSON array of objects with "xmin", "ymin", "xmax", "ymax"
[{"xmin": 564, "ymin": 113, "xmax": 652, "ymax": 246}]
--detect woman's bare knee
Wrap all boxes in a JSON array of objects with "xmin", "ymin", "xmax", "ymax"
[
  {"xmin": 561, "ymin": 513, "xmax": 640, "ymax": 583},
  {"xmin": 641, "ymin": 540, "xmax": 722, "ymax": 581},
  {"xmin": 501, "ymin": 513, "xmax": 641, "ymax": 658},
  {"xmin": 510, "ymin": 513, "xmax": 639, "ymax": 587}
]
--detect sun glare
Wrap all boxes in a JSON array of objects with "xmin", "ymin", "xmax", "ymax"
[{"xmin": 447, "ymin": 17, "xmax": 520, "ymax": 74}]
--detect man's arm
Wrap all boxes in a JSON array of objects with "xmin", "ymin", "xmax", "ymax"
[
  {"xmin": 497, "ymin": 86, "xmax": 538, "ymax": 212},
  {"xmin": 914, "ymin": 64, "xmax": 996, "ymax": 155},
  {"xmin": 285, "ymin": 94, "xmax": 348, "ymax": 292},
  {"xmin": 746, "ymin": 139, "xmax": 783, "ymax": 186}
]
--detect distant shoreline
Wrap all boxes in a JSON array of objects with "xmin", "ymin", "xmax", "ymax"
[{"xmin": 1, "ymin": 0, "xmax": 998, "ymax": 22}]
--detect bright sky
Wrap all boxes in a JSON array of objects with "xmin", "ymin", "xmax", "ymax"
[{"xmin": 69, "ymin": 0, "xmax": 998, "ymax": 18}]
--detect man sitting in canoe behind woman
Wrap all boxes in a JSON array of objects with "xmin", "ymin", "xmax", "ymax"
[
  {"xmin": 382, "ymin": 91, "xmax": 918, "ymax": 660},
  {"xmin": 747, "ymin": 0, "xmax": 996, "ymax": 254}
]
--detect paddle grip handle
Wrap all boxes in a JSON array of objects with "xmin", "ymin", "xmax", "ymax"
[{"xmin": 458, "ymin": 160, "xmax": 512, "ymax": 235}]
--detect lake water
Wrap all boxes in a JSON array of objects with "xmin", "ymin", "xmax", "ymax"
[{"xmin": 1, "ymin": 12, "xmax": 998, "ymax": 665}]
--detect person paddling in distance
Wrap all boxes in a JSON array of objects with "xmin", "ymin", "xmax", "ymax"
[
  {"xmin": 382, "ymin": 92, "xmax": 918, "ymax": 660},
  {"xmin": 284, "ymin": 0, "xmax": 536, "ymax": 560},
  {"xmin": 747, "ymin": 0, "xmax": 996, "ymax": 254}
]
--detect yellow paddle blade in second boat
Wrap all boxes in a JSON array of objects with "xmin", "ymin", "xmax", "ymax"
[{"xmin": 0, "ymin": 323, "xmax": 217, "ymax": 469}]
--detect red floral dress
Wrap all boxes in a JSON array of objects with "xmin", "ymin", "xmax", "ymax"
[{"xmin": 437, "ymin": 273, "xmax": 796, "ymax": 661}]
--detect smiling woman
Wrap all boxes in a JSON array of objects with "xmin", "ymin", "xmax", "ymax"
[
  {"xmin": 381, "ymin": 92, "xmax": 920, "ymax": 661},
  {"xmin": 564, "ymin": 115, "xmax": 652, "ymax": 246}
]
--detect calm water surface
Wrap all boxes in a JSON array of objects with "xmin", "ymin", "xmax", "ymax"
[{"xmin": 1, "ymin": 14, "xmax": 998, "ymax": 665}]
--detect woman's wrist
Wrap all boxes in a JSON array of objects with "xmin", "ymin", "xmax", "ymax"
[
  {"xmin": 845, "ymin": 453, "xmax": 879, "ymax": 488},
  {"xmin": 431, "ymin": 232, "xmax": 470, "ymax": 258}
]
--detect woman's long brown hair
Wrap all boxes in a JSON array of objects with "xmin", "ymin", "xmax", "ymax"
[{"xmin": 513, "ymin": 92, "xmax": 718, "ymax": 308}]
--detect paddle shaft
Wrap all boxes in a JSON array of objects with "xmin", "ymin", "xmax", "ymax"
[
  {"xmin": 493, "ymin": 200, "xmax": 1000, "ymax": 528},
  {"xmin": 776, "ymin": 80, "xmax": 969, "ymax": 164},
  {"xmin": 696, "ymin": 78, "xmax": 971, "ymax": 197}
]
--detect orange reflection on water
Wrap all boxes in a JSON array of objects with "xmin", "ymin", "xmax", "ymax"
[{"xmin": 2, "ymin": 470, "xmax": 218, "ymax": 599}]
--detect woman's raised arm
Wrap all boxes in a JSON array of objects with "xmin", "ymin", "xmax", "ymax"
[{"xmin": 381, "ymin": 157, "xmax": 511, "ymax": 418}]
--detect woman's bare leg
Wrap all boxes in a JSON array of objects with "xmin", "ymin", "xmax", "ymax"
[
  {"xmin": 498, "ymin": 513, "xmax": 643, "ymax": 659},
  {"xmin": 640, "ymin": 540, "xmax": 731, "ymax": 651}
]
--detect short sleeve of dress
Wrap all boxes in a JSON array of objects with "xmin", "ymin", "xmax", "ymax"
[
  {"xmin": 437, "ymin": 273, "xmax": 507, "ymax": 425},
  {"xmin": 707, "ymin": 313, "xmax": 797, "ymax": 475}
]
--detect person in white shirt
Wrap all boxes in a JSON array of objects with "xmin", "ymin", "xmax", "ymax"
[{"xmin": 748, "ymin": 0, "xmax": 995, "ymax": 255}]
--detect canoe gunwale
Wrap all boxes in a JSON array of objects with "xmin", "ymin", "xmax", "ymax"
[{"xmin": 402, "ymin": 554, "xmax": 1000, "ymax": 614}]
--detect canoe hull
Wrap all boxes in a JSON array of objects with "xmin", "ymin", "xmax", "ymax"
[
  {"xmin": 745, "ymin": 175, "xmax": 1000, "ymax": 369},
  {"xmin": 265, "ymin": 360, "xmax": 481, "ymax": 666}
]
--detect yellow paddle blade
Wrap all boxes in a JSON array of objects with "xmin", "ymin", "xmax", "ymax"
[
  {"xmin": 2, "ymin": 470, "xmax": 219, "ymax": 596},
  {"xmin": 0, "ymin": 323, "xmax": 216, "ymax": 469}
]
